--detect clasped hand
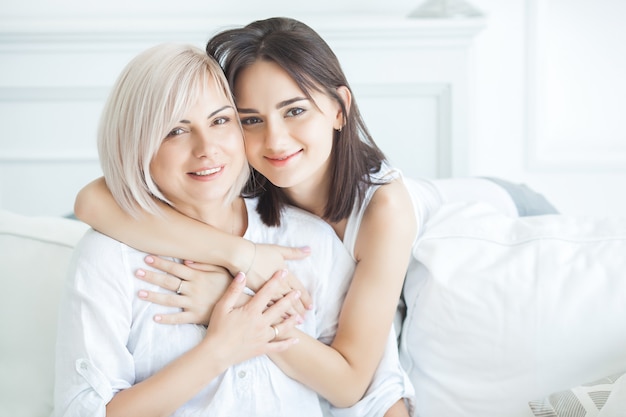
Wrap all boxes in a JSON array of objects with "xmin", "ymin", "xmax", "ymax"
[{"xmin": 135, "ymin": 247, "xmax": 312, "ymax": 328}]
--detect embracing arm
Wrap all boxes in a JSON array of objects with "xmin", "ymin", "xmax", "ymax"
[
  {"xmin": 121, "ymin": 178, "xmax": 417, "ymax": 407},
  {"xmin": 76, "ymin": 177, "xmax": 254, "ymax": 276},
  {"xmin": 270, "ymin": 180, "xmax": 417, "ymax": 407},
  {"xmin": 75, "ymin": 178, "xmax": 312, "ymax": 308}
]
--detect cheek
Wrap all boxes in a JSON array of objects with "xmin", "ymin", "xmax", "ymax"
[{"xmin": 243, "ymin": 134, "xmax": 263, "ymax": 160}]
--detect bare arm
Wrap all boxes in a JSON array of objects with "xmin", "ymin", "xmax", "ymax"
[
  {"xmin": 74, "ymin": 177, "xmax": 312, "ymax": 309},
  {"xmin": 124, "ymin": 179, "xmax": 416, "ymax": 407},
  {"xmin": 268, "ymin": 180, "xmax": 417, "ymax": 406}
]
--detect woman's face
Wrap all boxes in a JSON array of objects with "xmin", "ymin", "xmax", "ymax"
[
  {"xmin": 150, "ymin": 84, "xmax": 245, "ymax": 219},
  {"xmin": 234, "ymin": 60, "xmax": 344, "ymax": 197}
]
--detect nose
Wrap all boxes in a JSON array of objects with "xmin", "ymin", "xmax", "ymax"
[
  {"xmin": 263, "ymin": 117, "xmax": 289, "ymax": 150},
  {"xmin": 192, "ymin": 128, "xmax": 217, "ymax": 159}
]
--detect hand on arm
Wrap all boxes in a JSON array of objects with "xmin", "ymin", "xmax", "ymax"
[
  {"xmin": 106, "ymin": 272, "xmax": 301, "ymax": 417},
  {"xmin": 74, "ymin": 177, "xmax": 313, "ymax": 307},
  {"xmin": 135, "ymin": 256, "xmax": 310, "ymax": 325},
  {"xmin": 269, "ymin": 180, "xmax": 417, "ymax": 407},
  {"xmin": 136, "ymin": 256, "xmax": 233, "ymax": 325}
]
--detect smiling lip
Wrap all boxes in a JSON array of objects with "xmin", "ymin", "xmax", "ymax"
[
  {"xmin": 265, "ymin": 150, "xmax": 302, "ymax": 167},
  {"xmin": 188, "ymin": 165, "xmax": 224, "ymax": 180}
]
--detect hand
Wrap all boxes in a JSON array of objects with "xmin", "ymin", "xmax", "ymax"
[
  {"xmin": 137, "ymin": 255, "xmax": 232, "ymax": 326},
  {"xmin": 205, "ymin": 271, "xmax": 301, "ymax": 366},
  {"xmin": 137, "ymin": 255, "xmax": 310, "ymax": 325},
  {"xmin": 243, "ymin": 243, "xmax": 313, "ymax": 310}
]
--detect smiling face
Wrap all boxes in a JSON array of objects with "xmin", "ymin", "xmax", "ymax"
[
  {"xmin": 235, "ymin": 60, "xmax": 345, "ymax": 202},
  {"xmin": 150, "ymin": 81, "xmax": 246, "ymax": 221}
]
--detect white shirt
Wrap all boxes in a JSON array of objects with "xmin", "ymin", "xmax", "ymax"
[{"xmin": 53, "ymin": 198, "xmax": 412, "ymax": 417}]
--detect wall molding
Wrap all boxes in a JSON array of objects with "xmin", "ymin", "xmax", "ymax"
[
  {"xmin": 0, "ymin": 86, "xmax": 104, "ymax": 163},
  {"xmin": 0, "ymin": 14, "xmax": 480, "ymax": 215},
  {"xmin": 0, "ymin": 86, "xmax": 108, "ymax": 101},
  {"xmin": 525, "ymin": 0, "xmax": 626, "ymax": 172},
  {"xmin": 356, "ymin": 83, "xmax": 452, "ymax": 176},
  {"xmin": 0, "ymin": 17, "xmax": 486, "ymax": 52}
]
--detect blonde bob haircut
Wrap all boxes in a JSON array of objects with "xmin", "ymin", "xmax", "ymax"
[{"xmin": 98, "ymin": 43, "xmax": 248, "ymax": 217}]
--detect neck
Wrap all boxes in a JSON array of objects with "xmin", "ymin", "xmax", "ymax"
[
  {"xmin": 283, "ymin": 169, "xmax": 331, "ymax": 220},
  {"xmin": 179, "ymin": 197, "xmax": 246, "ymax": 237}
]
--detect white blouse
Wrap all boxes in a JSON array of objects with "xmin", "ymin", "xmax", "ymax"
[{"xmin": 53, "ymin": 198, "xmax": 413, "ymax": 417}]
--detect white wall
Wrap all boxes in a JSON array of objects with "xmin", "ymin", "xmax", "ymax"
[
  {"xmin": 1, "ymin": 0, "xmax": 624, "ymax": 217},
  {"xmin": 470, "ymin": 0, "xmax": 626, "ymax": 216}
]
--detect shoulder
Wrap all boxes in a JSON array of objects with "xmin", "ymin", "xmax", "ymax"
[
  {"xmin": 368, "ymin": 178, "xmax": 414, "ymax": 214},
  {"xmin": 358, "ymin": 178, "xmax": 418, "ymax": 249},
  {"xmin": 72, "ymin": 228, "xmax": 145, "ymax": 269},
  {"xmin": 74, "ymin": 228, "xmax": 122, "ymax": 255}
]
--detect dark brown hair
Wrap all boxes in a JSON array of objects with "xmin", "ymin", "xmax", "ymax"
[{"xmin": 206, "ymin": 17, "xmax": 387, "ymax": 226}]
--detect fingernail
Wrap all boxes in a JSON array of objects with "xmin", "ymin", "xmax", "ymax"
[
  {"xmin": 292, "ymin": 338, "xmax": 300, "ymax": 345},
  {"xmin": 154, "ymin": 315, "xmax": 162, "ymax": 322},
  {"xmin": 138, "ymin": 290, "xmax": 148, "ymax": 298},
  {"xmin": 145, "ymin": 256, "xmax": 154, "ymax": 264},
  {"xmin": 294, "ymin": 290, "xmax": 301, "ymax": 299},
  {"xmin": 307, "ymin": 304, "xmax": 314, "ymax": 310},
  {"xmin": 280, "ymin": 269, "xmax": 288, "ymax": 278},
  {"xmin": 234, "ymin": 272, "xmax": 245, "ymax": 282},
  {"xmin": 300, "ymin": 246, "xmax": 311, "ymax": 253},
  {"xmin": 184, "ymin": 259, "xmax": 194, "ymax": 264},
  {"xmin": 296, "ymin": 315, "xmax": 304, "ymax": 324},
  {"xmin": 135, "ymin": 269, "xmax": 145, "ymax": 277}
]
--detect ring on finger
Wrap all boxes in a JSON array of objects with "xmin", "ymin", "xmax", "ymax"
[
  {"xmin": 270, "ymin": 324, "xmax": 279, "ymax": 340},
  {"xmin": 176, "ymin": 279, "xmax": 184, "ymax": 295}
]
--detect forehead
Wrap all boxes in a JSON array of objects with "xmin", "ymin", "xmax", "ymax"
[
  {"xmin": 181, "ymin": 75, "xmax": 232, "ymax": 110},
  {"xmin": 240, "ymin": 60, "xmax": 302, "ymax": 86},
  {"xmin": 234, "ymin": 60, "xmax": 316, "ymax": 104}
]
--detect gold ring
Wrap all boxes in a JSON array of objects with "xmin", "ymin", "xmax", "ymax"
[
  {"xmin": 176, "ymin": 279, "xmax": 183, "ymax": 295},
  {"xmin": 271, "ymin": 324, "xmax": 279, "ymax": 340}
]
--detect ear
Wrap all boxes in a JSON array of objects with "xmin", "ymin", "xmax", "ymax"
[{"xmin": 334, "ymin": 85, "xmax": 352, "ymax": 130}]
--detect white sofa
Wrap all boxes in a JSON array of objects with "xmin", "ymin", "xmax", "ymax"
[{"xmin": 2, "ymin": 204, "xmax": 626, "ymax": 417}]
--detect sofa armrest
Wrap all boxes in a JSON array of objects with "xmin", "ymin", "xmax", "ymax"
[{"xmin": 0, "ymin": 210, "xmax": 88, "ymax": 417}]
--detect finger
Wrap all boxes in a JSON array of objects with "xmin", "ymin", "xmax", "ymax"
[
  {"xmin": 288, "ymin": 298, "xmax": 307, "ymax": 318},
  {"xmin": 285, "ymin": 271, "xmax": 313, "ymax": 310},
  {"xmin": 138, "ymin": 289, "xmax": 192, "ymax": 309},
  {"xmin": 274, "ymin": 244, "xmax": 311, "ymax": 261},
  {"xmin": 136, "ymin": 268, "xmax": 181, "ymax": 292},
  {"xmin": 182, "ymin": 260, "xmax": 227, "ymax": 274},
  {"xmin": 145, "ymin": 255, "xmax": 199, "ymax": 282},
  {"xmin": 263, "ymin": 289, "xmax": 303, "ymax": 324},
  {"xmin": 246, "ymin": 270, "xmax": 289, "ymax": 311},
  {"xmin": 270, "ymin": 313, "xmax": 302, "ymax": 338},
  {"xmin": 213, "ymin": 272, "xmax": 246, "ymax": 313},
  {"xmin": 270, "ymin": 295, "xmax": 306, "ymax": 318},
  {"xmin": 153, "ymin": 310, "xmax": 199, "ymax": 325}
]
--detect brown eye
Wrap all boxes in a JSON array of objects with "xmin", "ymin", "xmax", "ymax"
[
  {"xmin": 166, "ymin": 127, "xmax": 186, "ymax": 138},
  {"xmin": 213, "ymin": 117, "xmax": 229, "ymax": 126},
  {"xmin": 286, "ymin": 107, "xmax": 305, "ymax": 117},
  {"xmin": 240, "ymin": 116, "xmax": 262, "ymax": 126}
]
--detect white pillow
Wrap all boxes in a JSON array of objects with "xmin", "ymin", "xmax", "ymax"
[
  {"xmin": 0, "ymin": 210, "xmax": 88, "ymax": 417},
  {"xmin": 399, "ymin": 202, "xmax": 626, "ymax": 417}
]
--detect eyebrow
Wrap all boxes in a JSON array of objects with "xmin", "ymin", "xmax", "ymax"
[
  {"xmin": 179, "ymin": 105, "xmax": 233, "ymax": 123},
  {"xmin": 237, "ymin": 97, "xmax": 308, "ymax": 114}
]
